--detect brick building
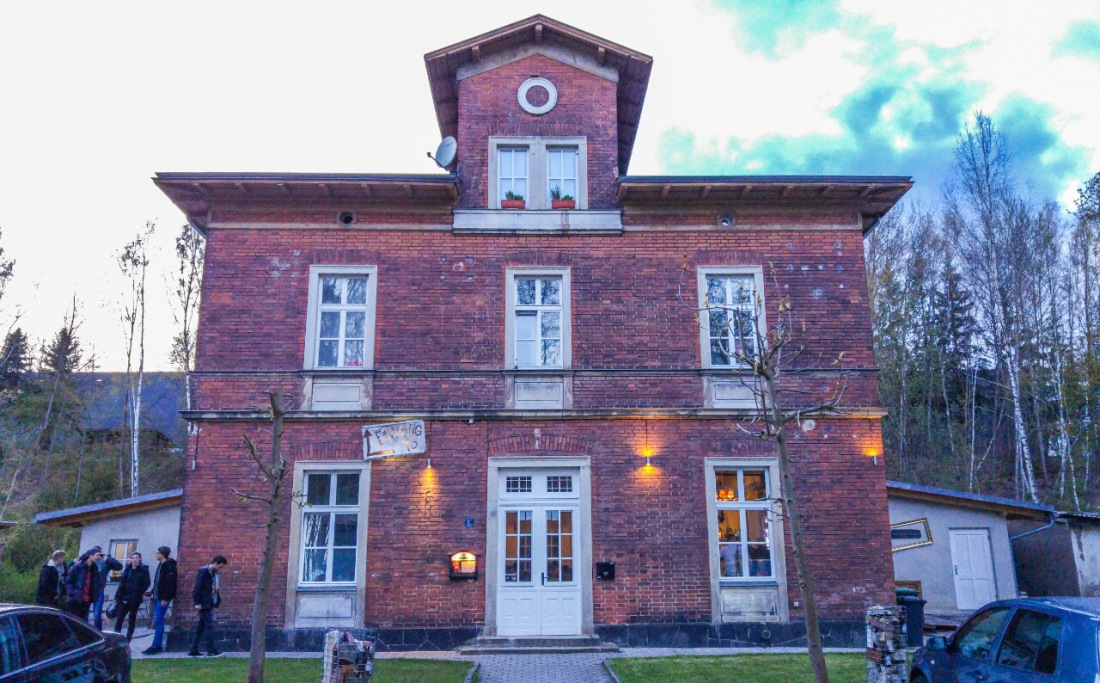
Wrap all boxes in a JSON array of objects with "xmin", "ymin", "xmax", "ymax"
[{"xmin": 155, "ymin": 15, "xmax": 910, "ymax": 650}]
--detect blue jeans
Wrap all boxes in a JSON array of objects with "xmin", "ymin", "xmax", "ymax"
[
  {"xmin": 151, "ymin": 600, "xmax": 169, "ymax": 648},
  {"xmin": 92, "ymin": 588, "xmax": 106, "ymax": 630}
]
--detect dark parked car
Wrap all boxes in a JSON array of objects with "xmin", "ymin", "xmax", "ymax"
[
  {"xmin": 910, "ymin": 597, "xmax": 1100, "ymax": 682},
  {"xmin": 0, "ymin": 604, "xmax": 130, "ymax": 682}
]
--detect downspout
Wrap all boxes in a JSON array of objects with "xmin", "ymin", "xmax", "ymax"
[{"xmin": 1010, "ymin": 513, "xmax": 1059, "ymax": 540}]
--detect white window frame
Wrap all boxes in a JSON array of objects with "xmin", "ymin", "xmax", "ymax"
[
  {"xmin": 505, "ymin": 267, "xmax": 572, "ymax": 370},
  {"xmin": 297, "ymin": 471, "xmax": 362, "ymax": 588},
  {"xmin": 696, "ymin": 266, "xmax": 765, "ymax": 369},
  {"xmin": 712, "ymin": 468, "xmax": 775, "ymax": 581},
  {"xmin": 303, "ymin": 265, "xmax": 378, "ymax": 371},
  {"xmin": 488, "ymin": 136, "xmax": 588, "ymax": 210}
]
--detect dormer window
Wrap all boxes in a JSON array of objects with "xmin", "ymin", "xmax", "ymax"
[{"xmin": 489, "ymin": 136, "xmax": 587, "ymax": 210}]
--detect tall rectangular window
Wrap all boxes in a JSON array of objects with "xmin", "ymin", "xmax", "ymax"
[
  {"xmin": 498, "ymin": 148, "xmax": 528, "ymax": 205},
  {"xmin": 547, "ymin": 148, "xmax": 577, "ymax": 202},
  {"xmin": 304, "ymin": 266, "xmax": 377, "ymax": 371},
  {"xmin": 698, "ymin": 270, "xmax": 762, "ymax": 368},
  {"xmin": 513, "ymin": 276, "xmax": 563, "ymax": 368},
  {"xmin": 715, "ymin": 469, "xmax": 773, "ymax": 579},
  {"xmin": 300, "ymin": 472, "xmax": 360, "ymax": 585}
]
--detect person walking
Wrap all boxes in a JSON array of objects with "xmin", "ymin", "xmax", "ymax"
[
  {"xmin": 35, "ymin": 550, "xmax": 67, "ymax": 607},
  {"xmin": 188, "ymin": 555, "xmax": 227, "ymax": 657},
  {"xmin": 141, "ymin": 546, "xmax": 177, "ymax": 655},
  {"xmin": 64, "ymin": 549, "xmax": 101, "ymax": 622},
  {"xmin": 112, "ymin": 552, "xmax": 150, "ymax": 642},
  {"xmin": 91, "ymin": 546, "xmax": 123, "ymax": 630}
]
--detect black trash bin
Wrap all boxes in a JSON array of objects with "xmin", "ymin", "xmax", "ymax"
[{"xmin": 896, "ymin": 588, "xmax": 927, "ymax": 647}]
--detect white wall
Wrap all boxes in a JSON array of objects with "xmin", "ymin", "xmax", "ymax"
[
  {"xmin": 1072, "ymin": 525, "xmax": 1100, "ymax": 596},
  {"xmin": 889, "ymin": 497, "xmax": 1018, "ymax": 611},
  {"xmin": 78, "ymin": 505, "xmax": 181, "ymax": 586}
]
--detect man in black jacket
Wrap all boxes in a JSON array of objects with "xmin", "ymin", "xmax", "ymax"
[
  {"xmin": 35, "ymin": 550, "xmax": 67, "ymax": 607},
  {"xmin": 141, "ymin": 546, "xmax": 177, "ymax": 655},
  {"xmin": 188, "ymin": 555, "xmax": 227, "ymax": 657},
  {"xmin": 64, "ymin": 549, "xmax": 101, "ymax": 621},
  {"xmin": 112, "ymin": 552, "xmax": 151, "ymax": 642},
  {"xmin": 91, "ymin": 546, "xmax": 123, "ymax": 629}
]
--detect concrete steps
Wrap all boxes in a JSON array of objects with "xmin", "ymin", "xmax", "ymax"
[{"xmin": 457, "ymin": 636, "xmax": 619, "ymax": 654}]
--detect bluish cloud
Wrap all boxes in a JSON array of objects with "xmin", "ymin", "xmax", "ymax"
[
  {"xmin": 1054, "ymin": 21, "xmax": 1100, "ymax": 63},
  {"xmin": 710, "ymin": 0, "xmax": 842, "ymax": 57}
]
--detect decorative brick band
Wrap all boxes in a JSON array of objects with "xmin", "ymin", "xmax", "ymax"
[{"xmin": 487, "ymin": 433, "xmax": 596, "ymax": 456}]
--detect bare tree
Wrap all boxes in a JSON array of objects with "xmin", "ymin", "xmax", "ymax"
[
  {"xmin": 682, "ymin": 265, "xmax": 848, "ymax": 683},
  {"xmin": 230, "ymin": 391, "xmax": 293, "ymax": 683},
  {"xmin": 119, "ymin": 223, "xmax": 155, "ymax": 497},
  {"xmin": 170, "ymin": 223, "xmax": 205, "ymax": 428}
]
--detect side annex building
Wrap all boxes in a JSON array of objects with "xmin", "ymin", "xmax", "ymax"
[{"xmin": 155, "ymin": 15, "xmax": 910, "ymax": 650}]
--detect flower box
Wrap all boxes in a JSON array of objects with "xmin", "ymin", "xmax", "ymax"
[
  {"xmin": 501, "ymin": 199, "xmax": 526, "ymax": 209},
  {"xmin": 551, "ymin": 199, "xmax": 576, "ymax": 210}
]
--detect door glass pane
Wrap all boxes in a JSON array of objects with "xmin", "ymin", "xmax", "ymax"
[
  {"xmin": 1034, "ymin": 614, "xmax": 1061, "ymax": 674},
  {"xmin": 748, "ymin": 544, "xmax": 772, "ymax": 577},
  {"xmin": 332, "ymin": 549, "xmax": 356, "ymax": 582},
  {"xmin": 504, "ymin": 511, "xmax": 533, "ymax": 583},
  {"xmin": 306, "ymin": 475, "xmax": 331, "ymax": 506},
  {"xmin": 335, "ymin": 473, "xmax": 359, "ymax": 505},
  {"xmin": 715, "ymin": 472, "xmax": 739, "ymax": 501},
  {"xmin": 745, "ymin": 510, "xmax": 768, "ymax": 542},
  {"xmin": 996, "ymin": 610, "xmax": 1059, "ymax": 672},
  {"xmin": 719, "ymin": 543, "xmax": 743, "ymax": 577},
  {"xmin": 333, "ymin": 514, "xmax": 357, "ymax": 547},
  {"xmin": 743, "ymin": 471, "xmax": 768, "ymax": 500},
  {"xmin": 545, "ymin": 510, "xmax": 573, "ymax": 584},
  {"xmin": 303, "ymin": 549, "xmax": 328, "ymax": 582}
]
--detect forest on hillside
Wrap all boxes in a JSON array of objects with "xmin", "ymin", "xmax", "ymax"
[{"xmin": 867, "ymin": 114, "xmax": 1100, "ymax": 510}]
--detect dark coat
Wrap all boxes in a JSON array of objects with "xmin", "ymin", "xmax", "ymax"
[
  {"xmin": 192, "ymin": 566, "xmax": 219, "ymax": 611},
  {"xmin": 65, "ymin": 560, "xmax": 99, "ymax": 606},
  {"xmin": 152, "ymin": 557, "xmax": 178, "ymax": 602},
  {"xmin": 113, "ymin": 563, "xmax": 151, "ymax": 605},
  {"xmin": 95, "ymin": 556, "xmax": 123, "ymax": 593},
  {"xmin": 35, "ymin": 562, "xmax": 65, "ymax": 606}
]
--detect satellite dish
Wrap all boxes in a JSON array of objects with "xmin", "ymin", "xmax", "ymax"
[{"xmin": 428, "ymin": 136, "xmax": 457, "ymax": 169}]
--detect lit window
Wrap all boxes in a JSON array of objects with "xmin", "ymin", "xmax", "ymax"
[
  {"xmin": 300, "ymin": 472, "xmax": 360, "ymax": 585},
  {"xmin": 108, "ymin": 540, "xmax": 137, "ymax": 581},
  {"xmin": 304, "ymin": 266, "xmax": 377, "ymax": 370},
  {"xmin": 715, "ymin": 469, "xmax": 773, "ymax": 579}
]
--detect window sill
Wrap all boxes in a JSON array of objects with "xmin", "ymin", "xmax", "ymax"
[
  {"xmin": 295, "ymin": 584, "xmax": 357, "ymax": 592},
  {"xmin": 453, "ymin": 209, "xmax": 622, "ymax": 235},
  {"xmin": 719, "ymin": 579, "xmax": 778, "ymax": 586}
]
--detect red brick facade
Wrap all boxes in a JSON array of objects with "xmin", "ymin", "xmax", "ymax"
[{"xmin": 159, "ymin": 15, "xmax": 908, "ymax": 650}]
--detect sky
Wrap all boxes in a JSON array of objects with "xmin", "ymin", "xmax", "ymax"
[{"xmin": 1, "ymin": 1, "xmax": 1098, "ymax": 371}]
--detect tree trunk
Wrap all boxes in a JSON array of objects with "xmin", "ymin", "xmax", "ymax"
[
  {"xmin": 762, "ymin": 370, "xmax": 830, "ymax": 683},
  {"xmin": 247, "ymin": 391, "xmax": 288, "ymax": 683}
]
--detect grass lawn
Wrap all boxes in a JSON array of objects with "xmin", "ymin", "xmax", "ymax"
[
  {"xmin": 609, "ymin": 653, "xmax": 868, "ymax": 683},
  {"xmin": 131, "ymin": 657, "xmax": 472, "ymax": 683}
]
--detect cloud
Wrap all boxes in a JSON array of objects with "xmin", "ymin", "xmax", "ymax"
[
  {"xmin": 1054, "ymin": 21, "xmax": 1100, "ymax": 63},
  {"xmin": 711, "ymin": 0, "xmax": 842, "ymax": 57}
]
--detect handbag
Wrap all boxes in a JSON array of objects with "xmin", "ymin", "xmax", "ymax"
[{"xmin": 105, "ymin": 600, "xmax": 120, "ymax": 619}]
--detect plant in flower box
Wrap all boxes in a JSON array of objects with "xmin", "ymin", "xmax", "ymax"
[
  {"xmin": 501, "ymin": 191, "xmax": 525, "ymax": 209},
  {"xmin": 550, "ymin": 186, "xmax": 575, "ymax": 209}
]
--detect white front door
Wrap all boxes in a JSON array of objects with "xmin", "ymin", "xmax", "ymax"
[
  {"xmin": 496, "ymin": 469, "xmax": 582, "ymax": 637},
  {"xmin": 950, "ymin": 529, "xmax": 997, "ymax": 610}
]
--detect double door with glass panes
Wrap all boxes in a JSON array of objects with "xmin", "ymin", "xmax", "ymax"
[{"xmin": 497, "ymin": 469, "xmax": 581, "ymax": 636}]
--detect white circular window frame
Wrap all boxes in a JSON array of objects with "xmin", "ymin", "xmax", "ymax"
[{"xmin": 517, "ymin": 77, "xmax": 558, "ymax": 116}]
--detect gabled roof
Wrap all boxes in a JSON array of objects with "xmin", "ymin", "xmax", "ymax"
[
  {"xmin": 424, "ymin": 15, "xmax": 652, "ymax": 174},
  {"xmin": 35, "ymin": 488, "xmax": 183, "ymax": 528},
  {"xmin": 887, "ymin": 480, "xmax": 1053, "ymax": 518},
  {"xmin": 618, "ymin": 175, "xmax": 913, "ymax": 233}
]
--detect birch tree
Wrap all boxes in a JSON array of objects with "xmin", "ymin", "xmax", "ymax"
[
  {"xmin": 170, "ymin": 223, "xmax": 205, "ymax": 426},
  {"xmin": 119, "ymin": 223, "xmax": 154, "ymax": 497}
]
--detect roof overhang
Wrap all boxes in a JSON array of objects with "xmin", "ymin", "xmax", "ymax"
[
  {"xmin": 34, "ymin": 488, "xmax": 184, "ymax": 528},
  {"xmin": 153, "ymin": 173, "xmax": 459, "ymax": 233},
  {"xmin": 425, "ymin": 15, "xmax": 652, "ymax": 174},
  {"xmin": 887, "ymin": 481, "xmax": 1053, "ymax": 520},
  {"xmin": 617, "ymin": 176, "xmax": 912, "ymax": 233}
]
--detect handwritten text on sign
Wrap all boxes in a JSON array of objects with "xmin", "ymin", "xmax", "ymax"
[{"xmin": 362, "ymin": 420, "xmax": 426, "ymax": 459}]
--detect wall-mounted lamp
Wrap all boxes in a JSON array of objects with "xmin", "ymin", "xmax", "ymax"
[{"xmin": 449, "ymin": 551, "xmax": 478, "ymax": 580}]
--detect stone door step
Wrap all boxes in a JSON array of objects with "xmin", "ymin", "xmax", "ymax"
[{"xmin": 458, "ymin": 636, "xmax": 619, "ymax": 654}]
